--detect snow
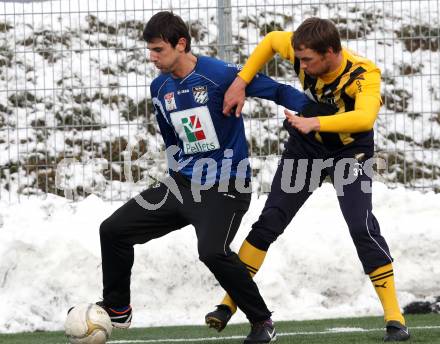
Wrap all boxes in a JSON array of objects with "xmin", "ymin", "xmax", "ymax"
[{"xmin": 0, "ymin": 182, "xmax": 439, "ymax": 333}]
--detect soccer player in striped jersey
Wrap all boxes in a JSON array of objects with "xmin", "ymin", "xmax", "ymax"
[{"xmin": 205, "ymin": 17, "xmax": 410, "ymax": 342}]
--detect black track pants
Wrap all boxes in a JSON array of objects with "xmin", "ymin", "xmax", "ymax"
[
  {"xmin": 247, "ymin": 150, "xmax": 393, "ymax": 274},
  {"xmin": 100, "ymin": 173, "xmax": 271, "ymax": 323}
]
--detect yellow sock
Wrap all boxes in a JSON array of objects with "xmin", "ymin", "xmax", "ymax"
[
  {"xmin": 369, "ymin": 263, "xmax": 405, "ymax": 325},
  {"xmin": 220, "ymin": 240, "xmax": 267, "ymax": 314}
]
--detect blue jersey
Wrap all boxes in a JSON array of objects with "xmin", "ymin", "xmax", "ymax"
[{"xmin": 150, "ymin": 56, "xmax": 313, "ymax": 184}]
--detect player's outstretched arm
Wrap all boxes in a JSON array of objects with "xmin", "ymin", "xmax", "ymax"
[
  {"xmin": 223, "ymin": 31, "xmax": 294, "ymax": 117},
  {"xmin": 245, "ymin": 72, "xmax": 337, "ymax": 116},
  {"xmin": 243, "ymin": 73, "xmax": 308, "ymax": 112}
]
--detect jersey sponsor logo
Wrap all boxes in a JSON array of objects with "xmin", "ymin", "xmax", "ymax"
[
  {"xmin": 170, "ymin": 106, "xmax": 220, "ymax": 154},
  {"xmin": 182, "ymin": 115, "xmax": 206, "ymax": 142},
  {"xmin": 192, "ymin": 86, "xmax": 209, "ymax": 104},
  {"xmin": 164, "ymin": 92, "xmax": 177, "ymax": 111},
  {"xmin": 355, "ymin": 79, "xmax": 363, "ymax": 93}
]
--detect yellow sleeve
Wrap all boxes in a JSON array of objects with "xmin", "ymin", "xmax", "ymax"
[
  {"xmin": 317, "ymin": 69, "xmax": 382, "ymax": 133},
  {"xmin": 238, "ymin": 31, "xmax": 294, "ymax": 83}
]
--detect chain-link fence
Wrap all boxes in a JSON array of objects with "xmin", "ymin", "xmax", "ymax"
[{"xmin": 0, "ymin": 0, "xmax": 439, "ymax": 202}]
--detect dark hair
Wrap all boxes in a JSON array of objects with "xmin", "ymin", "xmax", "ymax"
[
  {"xmin": 143, "ymin": 11, "xmax": 191, "ymax": 52},
  {"xmin": 292, "ymin": 17, "xmax": 342, "ymax": 55}
]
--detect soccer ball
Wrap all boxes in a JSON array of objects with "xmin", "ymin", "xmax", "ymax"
[{"xmin": 64, "ymin": 303, "xmax": 112, "ymax": 344}]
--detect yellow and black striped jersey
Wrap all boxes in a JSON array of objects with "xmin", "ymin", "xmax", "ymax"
[{"xmin": 238, "ymin": 31, "xmax": 382, "ymax": 153}]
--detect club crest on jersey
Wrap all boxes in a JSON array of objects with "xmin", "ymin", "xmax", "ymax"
[
  {"xmin": 164, "ymin": 92, "xmax": 177, "ymax": 111},
  {"xmin": 192, "ymin": 86, "xmax": 208, "ymax": 104}
]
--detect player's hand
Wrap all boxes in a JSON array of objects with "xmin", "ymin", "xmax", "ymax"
[
  {"xmin": 223, "ymin": 76, "xmax": 247, "ymax": 117},
  {"xmin": 284, "ymin": 109, "xmax": 320, "ymax": 134}
]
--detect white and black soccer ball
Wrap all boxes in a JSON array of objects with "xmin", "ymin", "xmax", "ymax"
[{"xmin": 64, "ymin": 303, "xmax": 112, "ymax": 344}]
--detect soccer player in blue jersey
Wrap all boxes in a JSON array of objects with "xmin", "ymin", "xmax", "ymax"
[{"xmin": 97, "ymin": 11, "xmax": 335, "ymax": 343}]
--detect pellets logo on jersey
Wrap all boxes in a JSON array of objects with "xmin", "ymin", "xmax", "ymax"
[
  {"xmin": 181, "ymin": 115, "xmax": 206, "ymax": 142},
  {"xmin": 192, "ymin": 86, "xmax": 208, "ymax": 104},
  {"xmin": 170, "ymin": 106, "xmax": 220, "ymax": 154},
  {"xmin": 164, "ymin": 92, "xmax": 177, "ymax": 111}
]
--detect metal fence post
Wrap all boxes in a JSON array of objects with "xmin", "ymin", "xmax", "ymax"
[{"xmin": 217, "ymin": 0, "xmax": 232, "ymax": 62}]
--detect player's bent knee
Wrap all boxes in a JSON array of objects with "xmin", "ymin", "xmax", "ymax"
[
  {"xmin": 99, "ymin": 218, "xmax": 119, "ymax": 240},
  {"xmin": 246, "ymin": 224, "xmax": 283, "ymax": 251},
  {"xmin": 250, "ymin": 208, "xmax": 289, "ymax": 244}
]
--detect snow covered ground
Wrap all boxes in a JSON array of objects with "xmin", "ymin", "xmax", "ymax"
[{"xmin": 0, "ymin": 182, "xmax": 439, "ymax": 333}]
